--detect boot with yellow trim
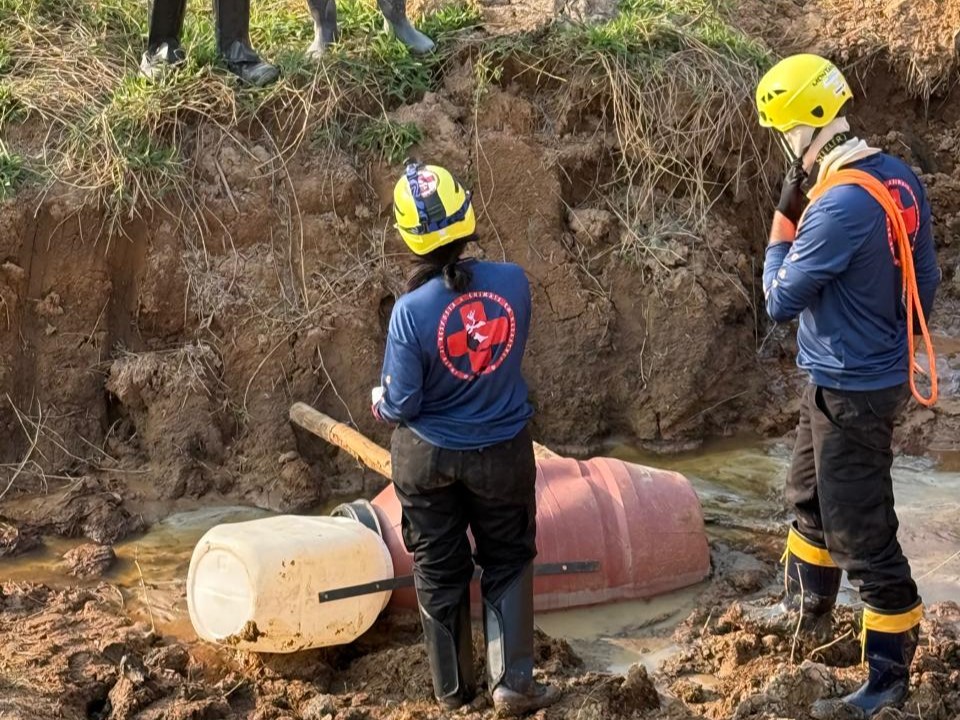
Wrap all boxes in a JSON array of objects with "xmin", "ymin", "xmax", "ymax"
[
  {"xmin": 742, "ymin": 523, "xmax": 842, "ymax": 641},
  {"xmin": 840, "ymin": 604, "xmax": 922, "ymax": 717}
]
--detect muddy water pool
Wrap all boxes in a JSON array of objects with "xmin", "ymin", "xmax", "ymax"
[
  {"xmin": 1, "ymin": 441, "xmax": 958, "ymax": 674},
  {"xmin": 542, "ymin": 439, "xmax": 960, "ymax": 671}
]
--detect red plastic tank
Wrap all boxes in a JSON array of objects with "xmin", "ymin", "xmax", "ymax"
[{"xmin": 368, "ymin": 456, "xmax": 710, "ymax": 612}]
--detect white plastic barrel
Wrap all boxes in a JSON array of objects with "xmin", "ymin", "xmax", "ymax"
[{"xmin": 186, "ymin": 515, "xmax": 394, "ymax": 652}]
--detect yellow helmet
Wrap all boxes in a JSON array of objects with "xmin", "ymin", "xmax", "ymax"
[
  {"xmin": 393, "ymin": 161, "xmax": 476, "ymax": 255},
  {"xmin": 756, "ymin": 54, "xmax": 853, "ymax": 133}
]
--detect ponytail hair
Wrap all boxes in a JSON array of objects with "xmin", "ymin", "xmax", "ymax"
[{"xmin": 405, "ymin": 236, "xmax": 475, "ymax": 294}]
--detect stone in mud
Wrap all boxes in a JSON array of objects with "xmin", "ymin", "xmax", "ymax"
[
  {"xmin": 49, "ymin": 477, "xmax": 145, "ymax": 545},
  {"xmin": 809, "ymin": 697, "xmax": 869, "ymax": 720},
  {"xmin": 594, "ymin": 664, "xmax": 661, "ymax": 715},
  {"xmin": 145, "ymin": 645, "xmax": 191, "ymax": 676},
  {"xmin": 671, "ymin": 677, "xmax": 708, "ymax": 703},
  {"xmin": 736, "ymin": 661, "xmax": 852, "ymax": 719},
  {"xmin": 63, "ymin": 543, "xmax": 116, "ymax": 578},
  {"xmin": 0, "ymin": 522, "xmax": 40, "ymax": 557},
  {"xmin": 301, "ymin": 694, "xmax": 338, "ymax": 720},
  {"xmin": 338, "ymin": 710, "xmax": 371, "ymax": 720}
]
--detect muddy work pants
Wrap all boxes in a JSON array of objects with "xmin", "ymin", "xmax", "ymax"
[
  {"xmin": 392, "ymin": 424, "xmax": 537, "ymax": 620},
  {"xmin": 785, "ymin": 382, "xmax": 919, "ymax": 611},
  {"xmin": 391, "ymin": 425, "xmax": 538, "ymax": 699}
]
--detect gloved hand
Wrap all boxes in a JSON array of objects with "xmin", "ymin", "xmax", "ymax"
[
  {"xmin": 776, "ymin": 160, "xmax": 808, "ymax": 225},
  {"xmin": 371, "ymin": 386, "xmax": 385, "ymax": 422}
]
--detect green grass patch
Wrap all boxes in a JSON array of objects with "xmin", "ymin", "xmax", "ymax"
[
  {"xmin": 0, "ymin": 0, "xmax": 772, "ymax": 228},
  {"xmin": 0, "ymin": 141, "xmax": 23, "ymax": 200},
  {"xmin": 353, "ymin": 116, "xmax": 422, "ymax": 163}
]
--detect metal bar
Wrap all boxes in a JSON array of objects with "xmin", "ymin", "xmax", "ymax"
[{"xmin": 318, "ymin": 560, "xmax": 600, "ymax": 604}]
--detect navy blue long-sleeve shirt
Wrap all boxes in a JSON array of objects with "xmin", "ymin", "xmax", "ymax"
[
  {"xmin": 763, "ymin": 153, "xmax": 939, "ymax": 391},
  {"xmin": 376, "ymin": 259, "xmax": 534, "ymax": 449}
]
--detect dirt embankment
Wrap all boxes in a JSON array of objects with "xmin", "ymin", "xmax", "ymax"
[
  {"xmin": 2, "ymin": 1, "xmax": 958, "ymax": 551},
  {"xmin": 1, "ymin": 7, "xmax": 774, "ymax": 540},
  {"xmin": 1, "ymin": 1, "xmax": 960, "ymax": 716}
]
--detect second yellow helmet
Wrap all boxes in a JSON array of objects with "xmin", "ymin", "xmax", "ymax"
[{"xmin": 756, "ymin": 54, "xmax": 853, "ymax": 133}]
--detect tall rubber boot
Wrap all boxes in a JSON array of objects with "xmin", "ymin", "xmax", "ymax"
[
  {"xmin": 141, "ymin": 0, "xmax": 188, "ymax": 78},
  {"xmin": 418, "ymin": 594, "xmax": 476, "ymax": 710},
  {"xmin": 484, "ymin": 564, "xmax": 560, "ymax": 717},
  {"xmin": 213, "ymin": 0, "xmax": 280, "ymax": 86},
  {"xmin": 841, "ymin": 604, "xmax": 922, "ymax": 716},
  {"xmin": 305, "ymin": 0, "xmax": 339, "ymax": 58},
  {"xmin": 377, "ymin": 0, "xmax": 435, "ymax": 54},
  {"xmin": 743, "ymin": 523, "xmax": 842, "ymax": 641}
]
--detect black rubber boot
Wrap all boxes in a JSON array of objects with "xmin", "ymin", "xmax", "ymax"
[
  {"xmin": 141, "ymin": 0, "xmax": 187, "ymax": 79},
  {"xmin": 377, "ymin": 0, "xmax": 435, "ymax": 54},
  {"xmin": 305, "ymin": 0, "xmax": 339, "ymax": 58},
  {"xmin": 484, "ymin": 564, "xmax": 560, "ymax": 717},
  {"xmin": 743, "ymin": 524, "xmax": 841, "ymax": 642},
  {"xmin": 841, "ymin": 608, "xmax": 921, "ymax": 717},
  {"xmin": 214, "ymin": 0, "xmax": 280, "ymax": 86},
  {"xmin": 418, "ymin": 593, "xmax": 476, "ymax": 711}
]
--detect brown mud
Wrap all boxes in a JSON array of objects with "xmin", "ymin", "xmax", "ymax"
[
  {"xmin": 3, "ymin": 545, "xmax": 960, "ymax": 720},
  {"xmin": 2, "ymin": 0, "xmax": 960, "ymax": 718}
]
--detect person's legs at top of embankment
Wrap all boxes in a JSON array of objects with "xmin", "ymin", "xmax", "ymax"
[
  {"xmin": 140, "ymin": 0, "xmax": 279, "ymax": 86},
  {"xmin": 753, "ymin": 52, "xmax": 941, "ymax": 717},
  {"xmin": 304, "ymin": 0, "xmax": 434, "ymax": 58}
]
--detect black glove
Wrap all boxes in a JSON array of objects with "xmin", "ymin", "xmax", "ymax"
[{"xmin": 776, "ymin": 160, "xmax": 808, "ymax": 225}]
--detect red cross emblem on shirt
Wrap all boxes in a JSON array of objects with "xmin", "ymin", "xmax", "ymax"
[
  {"xmin": 883, "ymin": 178, "xmax": 921, "ymax": 263},
  {"xmin": 890, "ymin": 186, "xmax": 919, "ymax": 236},
  {"xmin": 438, "ymin": 292, "xmax": 517, "ymax": 380}
]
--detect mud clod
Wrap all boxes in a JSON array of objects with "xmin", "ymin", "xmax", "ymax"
[
  {"xmin": 0, "ymin": 521, "xmax": 40, "ymax": 557},
  {"xmin": 63, "ymin": 543, "xmax": 116, "ymax": 578}
]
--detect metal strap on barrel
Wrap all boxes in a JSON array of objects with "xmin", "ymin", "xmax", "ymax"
[{"xmin": 318, "ymin": 560, "xmax": 601, "ymax": 604}]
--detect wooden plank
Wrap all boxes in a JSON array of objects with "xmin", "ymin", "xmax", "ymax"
[{"xmin": 289, "ymin": 402, "xmax": 560, "ymax": 478}]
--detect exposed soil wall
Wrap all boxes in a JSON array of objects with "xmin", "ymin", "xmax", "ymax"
[
  {"xmin": 2, "ymin": 1, "xmax": 960, "ymax": 719},
  {"xmin": 2, "ymin": 0, "xmax": 960, "ymax": 541}
]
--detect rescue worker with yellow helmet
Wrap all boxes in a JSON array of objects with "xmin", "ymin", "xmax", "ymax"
[
  {"xmin": 752, "ymin": 54, "xmax": 940, "ymax": 716},
  {"xmin": 371, "ymin": 160, "xmax": 560, "ymax": 716}
]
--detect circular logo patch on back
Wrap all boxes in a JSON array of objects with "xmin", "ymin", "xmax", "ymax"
[{"xmin": 437, "ymin": 291, "xmax": 517, "ymax": 380}]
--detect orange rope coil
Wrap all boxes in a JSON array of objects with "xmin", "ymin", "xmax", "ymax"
[{"xmin": 806, "ymin": 169, "xmax": 937, "ymax": 407}]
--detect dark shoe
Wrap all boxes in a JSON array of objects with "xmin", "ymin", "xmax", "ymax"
[
  {"xmin": 377, "ymin": 0, "xmax": 435, "ymax": 54},
  {"xmin": 139, "ymin": 40, "xmax": 186, "ymax": 79},
  {"xmin": 419, "ymin": 593, "xmax": 476, "ymax": 710},
  {"xmin": 742, "ymin": 523, "xmax": 841, "ymax": 642},
  {"xmin": 484, "ymin": 564, "xmax": 561, "ymax": 717},
  {"xmin": 221, "ymin": 40, "xmax": 280, "ymax": 87},
  {"xmin": 840, "ymin": 605, "xmax": 922, "ymax": 717}
]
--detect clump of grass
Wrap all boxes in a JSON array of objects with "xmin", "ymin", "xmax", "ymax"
[
  {"xmin": 534, "ymin": 0, "xmax": 774, "ymax": 244},
  {"xmin": 353, "ymin": 116, "xmax": 422, "ymax": 163},
  {"xmin": 0, "ymin": 140, "xmax": 23, "ymax": 200},
  {"xmin": 419, "ymin": 1, "xmax": 483, "ymax": 39}
]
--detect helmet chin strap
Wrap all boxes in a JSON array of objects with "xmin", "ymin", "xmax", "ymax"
[{"xmin": 779, "ymin": 117, "xmax": 852, "ymax": 172}]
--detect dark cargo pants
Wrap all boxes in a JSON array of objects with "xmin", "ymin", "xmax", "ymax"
[
  {"xmin": 390, "ymin": 425, "xmax": 538, "ymax": 629},
  {"xmin": 786, "ymin": 382, "xmax": 919, "ymax": 611}
]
